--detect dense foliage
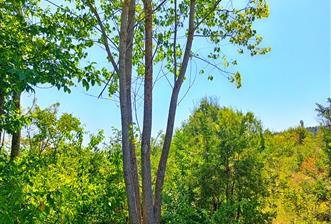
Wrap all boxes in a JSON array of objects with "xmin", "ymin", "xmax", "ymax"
[
  {"xmin": 159, "ymin": 100, "xmax": 330, "ymax": 224},
  {"xmin": 161, "ymin": 100, "xmax": 270, "ymax": 223},
  {"xmin": 0, "ymin": 106, "xmax": 127, "ymax": 223},
  {"xmin": 0, "ymin": 0, "xmax": 105, "ymax": 151},
  {"xmin": 0, "ymin": 1, "xmax": 329, "ymax": 222},
  {"xmin": 0, "ymin": 99, "xmax": 330, "ymax": 223},
  {"xmin": 1, "ymin": 0, "xmax": 272, "ymax": 222}
]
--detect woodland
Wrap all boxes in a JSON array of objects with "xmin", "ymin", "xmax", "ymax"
[{"xmin": 0, "ymin": 0, "xmax": 330, "ymax": 223}]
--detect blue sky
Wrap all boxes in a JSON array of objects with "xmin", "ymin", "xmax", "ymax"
[{"xmin": 22, "ymin": 0, "xmax": 330, "ymax": 137}]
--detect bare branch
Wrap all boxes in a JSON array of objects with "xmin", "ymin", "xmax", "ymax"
[
  {"xmin": 153, "ymin": 0, "xmax": 168, "ymax": 12},
  {"xmin": 192, "ymin": 54, "xmax": 233, "ymax": 76},
  {"xmin": 97, "ymin": 72, "xmax": 115, "ymax": 98},
  {"xmin": 86, "ymin": 0, "xmax": 119, "ymax": 74},
  {"xmin": 178, "ymin": 59, "xmax": 197, "ymax": 105}
]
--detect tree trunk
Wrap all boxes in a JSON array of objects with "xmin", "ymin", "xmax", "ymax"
[
  {"xmin": 87, "ymin": 1, "xmax": 140, "ymax": 222},
  {"xmin": 10, "ymin": 91, "xmax": 21, "ymax": 160},
  {"xmin": 154, "ymin": 1, "xmax": 196, "ymax": 222},
  {"xmin": 141, "ymin": 0, "xmax": 154, "ymax": 223},
  {"xmin": 126, "ymin": 0, "xmax": 142, "ymax": 221},
  {"xmin": 118, "ymin": 1, "xmax": 140, "ymax": 223},
  {"xmin": 0, "ymin": 91, "xmax": 4, "ymax": 152}
]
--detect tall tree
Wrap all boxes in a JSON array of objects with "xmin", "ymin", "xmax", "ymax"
[{"xmin": 35, "ymin": 0, "xmax": 270, "ymax": 222}]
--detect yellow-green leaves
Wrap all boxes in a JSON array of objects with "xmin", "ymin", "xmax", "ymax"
[{"xmin": 231, "ymin": 71, "xmax": 241, "ymax": 88}]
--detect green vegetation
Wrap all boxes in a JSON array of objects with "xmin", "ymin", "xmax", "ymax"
[
  {"xmin": 1, "ymin": 0, "xmax": 271, "ymax": 222},
  {"xmin": 161, "ymin": 100, "xmax": 270, "ymax": 223},
  {"xmin": 0, "ymin": 105, "xmax": 127, "ymax": 223},
  {"xmin": 0, "ymin": 0, "xmax": 329, "ymax": 223},
  {"xmin": 0, "ymin": 99, "xmax": 330, "ymax": 223}
]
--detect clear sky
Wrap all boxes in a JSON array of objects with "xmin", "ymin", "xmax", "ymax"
[{"xmin": 22, "ymin": 0, "xmax": 330, "ymax": 137}]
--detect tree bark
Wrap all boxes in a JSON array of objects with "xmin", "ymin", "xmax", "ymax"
[
  {"xmin": 119, "ymin": 1, "xmax": 140, "ymax": 223},
  {"xmin": 141, "ymin": 0, "xmax": 154, "ymax": 223},
  {"xmin": 126, "ymin": 0, "xmax": 142, "ymax": 221},
  {"xmin": 87, "ymin": 1, "xmax": 140, "ymax": 222},
  {"xmin": 10, "ymin": 91, "xmax": 21, "ymax": 160},
  {"xmin": 154, "ymin": 0, "xmax": 196, "ymax": 222}
]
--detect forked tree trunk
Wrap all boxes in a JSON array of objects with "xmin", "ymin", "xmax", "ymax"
[
  {"xmin": 88, "ymin": 0, "xmax": 197, "ymax": 223},
  {"xmin": 154, "ymin": 0, "xmax": 196, "ymax": 222},
  {"xmin": 10, "ymin": 91, "xmax": 21, "ymax": 160},
  {"xmin": 141, "ymin": 0, "xmax": 154, "ymax": 223}
]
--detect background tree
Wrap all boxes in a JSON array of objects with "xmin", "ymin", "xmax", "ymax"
[
  {"xmin": 0, "ymin": 0, "xmax": 104, "ymax": 159},
  {"xmin": 162, "ymin": 99, "xmax": 270, "ymax": 223},
  {"xmin": 262, "ymin": 124, "xmax": 331, "ymax": 223},
  {"xmin": 316, "ymin": 98, "xmax": 331, "ymax": 176},
  {"xmin": 0, "ymin": 104, "xmax": 127, "ymax": 223},
  {"xmin": 24, "ymin": 103, "xmax": 83, "ymax": 152}
]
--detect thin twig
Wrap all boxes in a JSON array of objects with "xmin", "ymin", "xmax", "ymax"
[{"xmin": 192, "ymin": 54, "xmax": 233, "ymax": 75}]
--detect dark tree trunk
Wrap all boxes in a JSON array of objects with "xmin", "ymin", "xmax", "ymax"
[
  {"xmin": 10, "ymin": 91, "xmax": 21, "ymax": 160},
  {"xmin": 236, "ymin": 199, "xmax": 241, "ymax": 221},
  {"xmin": 0, "ymin": 91, "xmax": 4, "ymax": 152},
  {"xmin": 141, "ymin": 0, "xmax": 154, "ymax": 223}
]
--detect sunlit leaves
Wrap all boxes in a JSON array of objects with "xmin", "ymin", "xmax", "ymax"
[
  {"xmin": 0, "ymin": 0, "xmax": 108, "ymax": 135},
  {"xmin": 165, "ymin": 99, "xmax": 269, "ymax": 223},
  {"xmin": 231, "ymin": 71, "xmax": 241, "ymax": 88},
  {"xmin": 0, "ymin": 106, "xmax": 127, "ymax": 223}
]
